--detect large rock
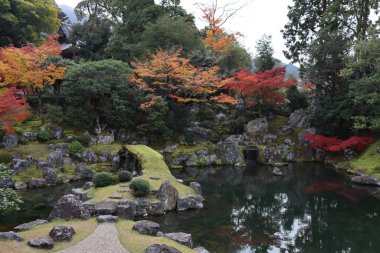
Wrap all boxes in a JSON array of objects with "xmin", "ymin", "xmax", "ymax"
[
  {"xmin": 71, "ymin": 188, "xmax": 89, "ymax": 201},
  {"xmin": 157, "ymin": 180, "xmax": 179, "ymax": 211},
  {"xmin": 186, "ymin": 122, "xmax": 212, "ymax": 141},
  {"xmin": 14, "ymin": 219, "xmax": 48, "ymax": 231},
  {"xmin": 49, "ymin": 226, "xmax": 75, "ymax": 242},
  {"xmin": 177, "ymin": 195, "xmax": 204, "ymax": 211},
  {"xmin": 43, "ymin": 168, "xmax": 57, "ymax": 186},
  {"xmin": 164, "ymin": 145, "xmax": 177, "ymax": 154},
  {"xmin": 23, "ymin": 132, "xmax": 37, "ymax": 141},
  {"xmin": 0, "ymin": 176, "xmax": 15, "ymax": 188},
  {"xmin": 81, "ymin": 150, "xmax": 98, "ymax": 163},
  {"xmin": 95, "ymin": 201, "xmax": 118, "ymax": 215},
  {"xmin": 288, "ymin": 109, "xmax": 306, "ymax": 127},
  {"xmin": 216, "ymin": 140, "xmax": 244, "ymax": 165},
  {"xmin": 215, "ymin": 113, "xmax": 228, "ymax": 125},
  {"xmin": 165, "ymin": 232, "xmax": 193, "ymax": 248},
  {"xmin": 189, "ymin": 182, "xmax": 202, "ymax": 195},
  {"xmin": 1, "ymin": 134, "xmax": 18, "ymax": 148},
  {"xmin": 74, "ymin": 164, "xmax": 95, "ymax": 179},
  {"xmin": 117, "ymin": 202, "xmax": 136, "ymax": 220},
  {"xmin": 37, "ymin": 160, "xmax": 52, "ymax": 171},
  {"xmin": 28, "ymin": 178, "xmax": 47, "ymax": 188},
  {"xmin": 48, "ymin": 194, "xmax": 91, "ymax": 220},
  {"xmin": 96, "ymin": 215, "xmax": 118, "ymax": 223},
  {"xmin": 145, "ymin": 244, "xmax": 182, "ymax": 253},
  {"xmin": 83, "ymin": 181, "xmax": 94, "ymax": 190},
  {"xmin": 0, "ymin": 231, "xmax": 23, "ymax": 242},
  {"xmin": 148, "ymin": 201, "xmax": 165, "ymax": 215},
  {"xmin": 171, "ymin": 154, "xmax": 189, "ymax": 166},
  {"xmin": 47, "ymin": 150, "xmax": 64, "ymax": 168},
  {"xmin": 97, "ymin": 134, "xmax": 115, "ymax": 145},
  {"xmin": 351, "ymin": 176, "xmax": 380, "ymax": 187},
  {"xmin": 27, "ymin": 237, "xmax": 54, "ymax": 249},
  {"xmin": 136, "ymin": 198, "xmax": 149, "ymax": 216},
  {"xmin": 133, "ymin": 220, "xmax": 160, "ymax": 236},
  {"xmin": 245, "ymin": 118, "xmax": 268, "ymax": 135},
  {"xmin": 11, "ymin": 159, "xmax": 30, "ymax": 174}
]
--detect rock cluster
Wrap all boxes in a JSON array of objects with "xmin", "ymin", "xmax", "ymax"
[{"xmin": 48, "ymin": 194, "xmax": 91, "ymax": 220}]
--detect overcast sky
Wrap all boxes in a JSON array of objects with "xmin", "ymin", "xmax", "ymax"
[{"xmin": 55, "ymin": 0, "xmax": 294, "ymax": 63}]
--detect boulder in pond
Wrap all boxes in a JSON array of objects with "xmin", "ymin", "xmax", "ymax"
[
  {"xmin": 189, "ymin": 182, "xmax": 202, "ymax": 195},
  {"xmin": 148, "ymin": 201, "xmax": 165, "ymax": 215},
  {"xmin": 96, "ymin": 215, "xmax": 118, "ymax": 223},
  {"xmin": 28, "ymin": 178, "xmax": 47, "ymax": 188},
  {"xmin": 145, "ymin": 244, "xmax": 182, "ymax": 253},
  {"xmin": 14, "ymin": 219, "xmax": 48, "ymax": 231},
  {"xmin": 216, "ymin": 140, "xmax": 244, "ymax": 165},
  {"xmin": 136, "ymin": 198, "xmax": 149, "ymax": 216},
  {"xmin": 14, "ymin": 182, "xmax": 27, "ymax": 190},
  {"xmin": 194, "ymin": 246, "xmax": 210, "ymax": 253},
  {"xmin": 133, "ymin": 220, "xmax": 160, "ymax": 236},
  {"xmin": 272, "ymin": 167, "xmax": 283, "ymax": 176},
  {"xmin": 351, "ymin": 176, "xmax": 380, "ymax": 187},
  {"xmin": 49, "ymin": 225, "xmax": 75, "ymax": 242},
  {"xmin": 157, "ymin": 180, "xmax": 179, "ymax": 211},
  {"xmin": 43, "ymin": 168, "xmax": 57, "ymax": 186},
  {"xmin": 177, "ymin": 194, "xmax": 204, "ymax": 211},
  {"xmin": 0, "ymin": 231, "xmax": 24, "ymax": 242},
  {"xmin": 48, "ymin": 194, "xmax": 91, "ymax": 220},
  {"xmin": 27, "ymin": 237, "xmax": 54, "ymax": 249},
  {"xmin": 165, "ymin": 232, "xmax": 193, "ymax": 248}
]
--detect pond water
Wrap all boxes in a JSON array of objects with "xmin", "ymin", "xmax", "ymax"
[
  {"xmin": 1, "ymin": 164, "xmax": 380, "ymax": 253},
  {"xmin": 152, "ymin": 164, "xmax": 380, "ymax": 253}
]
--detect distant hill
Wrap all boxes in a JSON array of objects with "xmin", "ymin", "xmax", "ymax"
[
  {"xmin": 59, "ymin": 5, "xmax": 78, "ymax": 24},
  {"xmin": 285, "ymin": 64, "xmax": 300, "ymax": 79}
]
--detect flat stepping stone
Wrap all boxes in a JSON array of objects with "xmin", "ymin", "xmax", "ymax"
[
  {"xmin": 117, "ymin": 189, "xmax": 128, "ymax": 193},
  {"xmin": 0, "ymin": 231, "xmax": 24, "ymax": 242},
  {"xmin": 119, "ymin": 184, "xmax": 129, "ymax": 188},
  {"xmin": 132, "ymin": 220, "xmax": 160, "ymax": 236},
  {"xmin": 110, "ymin": 194, "xmax": 123, "ymax": 199},
  {"xmin": 165, "ymin": 232, "xmax": 193, "ymax": 248},
  {"xmin": 56, "ymin": 223, "xmax": 128, "ymax": 253},
  {"xmin": 149, "ymin": 176, "xmax": 161, "ymax": 180},
  {"xmin": 27, "ymin": 237, "xmax": 54, "ymax": 249},
  {"xmin": 97, "ymin": 215, "xmax": 118, "ymax": 223},
  {"xmin": 14, "ymin": 219, "xmax": 48, "ymax": 231}
]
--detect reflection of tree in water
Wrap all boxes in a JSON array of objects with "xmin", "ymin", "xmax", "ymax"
[{"xmin": 162, "ymin": 164, "xmax": 380, "ymax": 253}]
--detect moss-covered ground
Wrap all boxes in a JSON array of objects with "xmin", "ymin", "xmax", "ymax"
[
  {"xmin": 116, "ymin": 220, "xmax": 196, "ymax": 253},
  {"xmin": 0, "ymin": 219, "xmax": 97, "ymax": 253}
]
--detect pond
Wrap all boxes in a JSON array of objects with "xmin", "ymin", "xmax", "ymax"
[
  {"xmin": 152, "ymin": 164, "xmax": 380, "ymax": 253},
  {"xmin": 1, "ymin": 164, "xmax": 380, "ymax": 253}
]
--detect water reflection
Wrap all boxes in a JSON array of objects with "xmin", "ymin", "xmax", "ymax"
[{"xmin": 153, "ymin": 164, "xmax": 380, "ymax": 253}]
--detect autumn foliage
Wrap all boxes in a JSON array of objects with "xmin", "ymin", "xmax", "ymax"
[
  {"xmin": 0, "ymin": 87, "xmax": 30, "ymax": 133},
  {"xmin": 0, "ymin": 35, "xmax": 66, "ymax": 93},
  {"xmin": 304, "ymin": 134, "xmax": 375, "ymax": 152},
  {"xmin": 131, "ymin": 49, "xmax": 235, "ymax": 108},
  {"xmin": 222, "ymin": 67, "xmax": 296, "ymax": 110}
]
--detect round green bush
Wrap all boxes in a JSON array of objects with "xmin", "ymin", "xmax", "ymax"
[
  {"xmin": 78, "ymin": 132, "xmax": 92, "ymax": 146},
  {"xmin": 92, "ymin": 172, "xmax": 116, "ymax": 187},
  {"xmin": 68, "ymin": 141, "xmax": 85, "ymax": 155},
  {"xmin": 37, "ymin": 131, "xmax": 50, "ymax": 142},
  {"xmin": 0, "ymin": 152, "xmax": 13, "ymax": 164},
  {"xmin": 129, "ymin": 179, "xmax": 150, "ymax": 197},
  {"xmin": 117, "ymin": 170, "xmax": 132, "ymax": 182}
]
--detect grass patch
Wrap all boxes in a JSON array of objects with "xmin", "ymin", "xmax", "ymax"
[
  {"xmin": 90, "ymin": 143, "xmax": 122, "ymax": 155},
  {"xmin": 14, "ymin": 120, "xmax": 43, "ymax": 133},
  {"xmin": 13, "ymin": 165, "xmax": 43, "ymax": 183},
  {"xmin": 116, "ymin": 220, "xmax": 196, "ymax": 253},
  {"xmin": 0, "ymin": 219, "xmax": 97, "ymax": 253},
  {"xmin": 268, "ymin": 115, "xmax": 288, "ymax": 132},
  {"xmin": 171, "ymin": 142, "xmax": 215, "ymax": 158},
  {"xmin": 349, "ymin": 140, "xmax": 380, "ymax": 177},
  {"xmin": 8, "ymin": 142, "xmax": 51, "ymax": 160}
]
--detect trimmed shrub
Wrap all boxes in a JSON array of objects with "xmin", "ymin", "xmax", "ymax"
[
  {"xmin": 92, "ymin": 172, "xmax": 116, "ymax": 187},
  {"xmin": 68, "ymin": 141, "xmax": 85, "ymax": 155},
  {"xmin": 78, "ymin": 132, "xmax": 92, "ymax": 146},
  {"xmin": 129, "ymin": 179, "xmax": 150, "ymax": 197},
  {"xmin": 117, "ymin": 170, "xmax": 132, "ymax": 182},
  {"xmin": 37, "ymin": 131, "xmax": 50, "ymax": 142},
  {"xmin": 0, "ymin": 152, "xmax": 13, "ymax": 164}
]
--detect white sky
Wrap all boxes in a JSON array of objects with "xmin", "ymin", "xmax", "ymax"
[{"xmin": 55, "ymin": 0, "xmax": 293, "ymax": 63}]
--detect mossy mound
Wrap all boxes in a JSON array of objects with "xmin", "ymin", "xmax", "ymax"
[
  {"xmin": 347, "ymin": 140, "xmax": 380, "ymax": 177},
  {"xmin": 116, "ymin": 220, "xmax": 196, "ymax": 253},
  {"xmin": 0, "ymin": 219, "xmax": 97, "ymax": 253}
]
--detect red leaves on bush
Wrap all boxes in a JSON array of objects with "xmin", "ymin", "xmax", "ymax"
[{"xmin": 304, "ymin": 134, "xmax": 375, "ymax": 152}]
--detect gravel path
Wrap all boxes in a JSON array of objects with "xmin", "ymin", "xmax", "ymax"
[{"xmin": 57, "ymin": 223, "xmax": 129, "ymax": 253}]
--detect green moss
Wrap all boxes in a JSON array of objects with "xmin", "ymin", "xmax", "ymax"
[
  {"xmin": 116, "ymin": 220, "xmax": 196, "ymax": 253},
  {"xmin": 268, "ymin": 115, "xmax": 288, "ymax": 132},
  {"xmin": 13, "ymin": 165, "xmax": 43, "ymax": 183},
  {"xmin": 171, "ymin": 142, "xmax": 215, "ymax": 157},
  {"xmin": 257, "ymin": 145, "xmax": 267, "ymax": 164},
  {"xmin": 8, "ymin": 142, "xmax": 51, "ymax": 160},
  {"xmin": 0, "ymin": 219, "xmax": 97, "ymax": 253},
  {"xmin": 90, "ymin": 143, "xmax": 122, "ymax": 155},
  {"xmin": 349, "ymin": 140, "xmax": 380, "ymax": 177},
  {"xmin": 14, "ymin": 120, "xmax": 43, "ymax": 133}
]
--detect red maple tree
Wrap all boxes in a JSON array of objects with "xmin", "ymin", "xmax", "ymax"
[
  {"xmin": 0, "ymin": 87, "xmax": 30, "ymax": 134},
  {"xmin": 304, "ymin": 134, "xmax": 375, "ymax": 152},
  {"xmin": 222, "ymin": 67, "xmax": 296, "ymax": 114}
]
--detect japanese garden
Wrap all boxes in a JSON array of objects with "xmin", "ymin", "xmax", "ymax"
[{"xmin": 0, "ymin": 0, "xmax": 379, "ymax": 252}]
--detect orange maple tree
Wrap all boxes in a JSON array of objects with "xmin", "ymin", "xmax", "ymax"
[
  {"xmin": 131, "ymin": 49, "xmax": 236, "ymax": 108},
  {"xmin": 223, "ymin": 67, "xmax": 296, "ymax": 114},
  {"xmin": 0, "ymin": 35, "xmax": 66, "ymax": 112},
  {"xmin": 0, "ymin": 87, "xmax": 30, "ymax": 133}
]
